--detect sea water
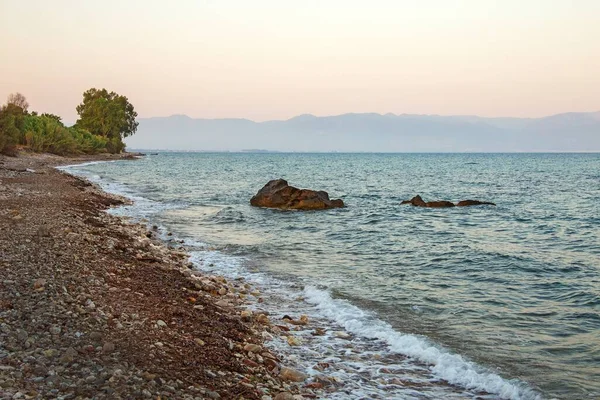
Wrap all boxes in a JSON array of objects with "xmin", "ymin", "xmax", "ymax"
[{"xmin": 61, "ymin": 153, "xmax": 600, "ymax": 399}]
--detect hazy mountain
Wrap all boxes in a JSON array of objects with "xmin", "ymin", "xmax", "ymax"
[{"xmin": 125, "ymin": 112, "xmax": 600, "ymax": 152}]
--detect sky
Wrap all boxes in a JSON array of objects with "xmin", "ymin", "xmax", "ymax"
[{"xmin": 1, "ymin": 0, "xmax": 599, "ymax": 122}]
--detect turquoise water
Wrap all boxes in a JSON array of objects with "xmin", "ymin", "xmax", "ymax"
[{"xmin": 67, "ymin": 153, "xmax": 600, "ymax": 399}]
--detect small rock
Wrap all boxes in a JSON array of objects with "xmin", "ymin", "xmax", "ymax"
[
  {"xmin": 43, "ymin": 349, "xmax": 58, "ymax": 358},
  {"xmin": 16, "ymin": 329, "xmax": 28, "ymax": 342},
  {"xmin": 286, "ymin": 336, "xmax": 302, "ymax": 346},
  {"xmin": 156, "ymin": 320, "xmax": 168, "ymax": 328},
  {"xmin": 206, "ymin": 390, "xmax": 220, "ymax": 399},
  {"xmin": 49, "ymin": 325, "xmax": 61, "ymax": 335},
  {"xmin": 279, "ymin": 367, "xmax": 307, "ymax": 382},
  {"xmin": 215, "ymin": 300, "xmax": 230, "ymax": 308},
  {"xmin": 33, "ymin": 278, "xmax": 46, "ymax": 290},
  {"xmin": 311, "ymin": 328, "xmax": 326, "ymax": 336},
  {"xmin": 89, "ymin": 331, "xmax": 103, "ymax": 342},
  {"xmin": 61, "ymin": 347, "xmax": 78, "ymax": 363},
  {"xmin": 243, "ymin": 358, "xmax": 259, "ymax": 368},
  {"xmin": 334, "ymin": 331, "xmax": 351, "ymax": 339},
  {"xmin": 274, "ymin": 392, "xmax": 295, "ymax": 400},
  {"xmin": 256, "ymin": 314, "xmax": 270, "ymax": 324},
  {"xmin": 243, "ymin": 343, "xmax": 262, "ymax": 353},
  {"xmin": 195, "ymin": 338, "xmax": 205, "ymax": 346},
  {"xmin": 102, "ymin": 342, "xmax": 115, "ymax": 354}
]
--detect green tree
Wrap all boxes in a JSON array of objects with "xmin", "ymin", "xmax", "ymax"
[
  {"xmin": 0, "ymin": 93, "xmax": 28, "ymax": 155},
  {"xmin": 75, "ymin": 88, "xmax": 138, "ymax": 153},
  {"xmin": 0, "ymin": 106, "xmax": 21, "ymax": 155}
]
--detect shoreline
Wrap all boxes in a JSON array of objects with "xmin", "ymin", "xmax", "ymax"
[{"xmin": 0, "ymin": 152, "xmax": 308, "ymax": 400}]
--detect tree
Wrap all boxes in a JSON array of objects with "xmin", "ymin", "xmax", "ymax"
[
  {"xmin": 7, "ymin": 92, "xmax": 29, "ymax": 112},
  {"xmin": 0, "ymin": 106, "xmax": 22, "ymax": 155},
  {"xmin": 75, "ymin": 88, "xmax": 138, "ymax": 153},
  {"xmin": 0, "ymin": 94, "xmax": 28, "ymax": 154}
]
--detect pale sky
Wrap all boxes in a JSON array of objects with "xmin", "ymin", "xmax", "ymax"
[{"xmin": 1, "ymin": 0, "xmax": 599, "ymax": 122}]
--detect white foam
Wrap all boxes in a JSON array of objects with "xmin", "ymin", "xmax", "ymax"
[
  {"xmin": 303, "ymin": 286, "xmax": 542, "ymax": 400},
  {"xmin": 58, "ymin": 161, "xmax": 182, "ymax": 219},
  {"xmin": 56, "ymin": 160, "xmax": 117, "ymax": 170}
]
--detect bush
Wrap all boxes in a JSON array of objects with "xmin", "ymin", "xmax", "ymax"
[
  {"xmin": 0, "ymin": 105, "xmax": 24, "ymax": 156},
  {"xmin": 22, "ymin": 114, "xmax": 108, "ymax": 156}
]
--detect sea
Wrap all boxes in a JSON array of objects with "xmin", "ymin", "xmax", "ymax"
[{"xmin": 60, "ymin": 152, "xmax": 600, "ymax": 400}]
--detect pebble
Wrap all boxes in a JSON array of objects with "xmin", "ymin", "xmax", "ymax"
[
  {"xmin": 243, "ymin": 343, "xmax": 262, "ymax": 353},
  {"xmin": 156, "ymin": 320, "xmax": 168, "ymax": 328},
  {"xmin": 279, "ymin": 367, "xmax": 307, "ymax": 382},
  {"xmin": 286, "ymin": 336, "xmax": 302, "ymax": 346},
  {"xmin": 32, "ymin": 278, "xmax": 46, "ymax": 289},
  {"xmin": 256, "ymin": 314, "xmax": 270, "ymax": 324},
  {"xmin": 273, "ymin": 392, "xmax": 295, "ymax": 400},
  {"xmin": 61, "ymin": 347, "xmax": 78, "ymax": 363},
  {"xmin": 102, "ymin": 342, "xmax": 116, "ymax": 354},
  {"xmin": 49, "ymin": 325, "xmax": 61, "ymax": 335},
  {"xmin": 206, "ymin": 390, "xmax": 221, "ymax": 399}
]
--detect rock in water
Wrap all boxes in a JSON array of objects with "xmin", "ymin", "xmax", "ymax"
[
  {"xmin": 279, "ymin": 366, "xmax": 307, "ymax": 382},
  {"xmin": 250, "ymin": 179, "xmax": 344, "ymax": 210},
  {"xmin": 456, "ymin": 199, "xmax": 496, "ymax": 207},
  {"xmin": 402, "ymin": 195, "xmax": 495, "ymax": 208},
  {"xmin": 425, "ymin": 200, "xmax": 455, "ymax": 208},
  {"xmin": 400, "ymin": 195, "xmax": 427, "ymax": 207}
]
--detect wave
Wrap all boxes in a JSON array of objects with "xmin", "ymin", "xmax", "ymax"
[{"xmin": 304, "ymin": 286, "xmax": 542, "ymax": 400}]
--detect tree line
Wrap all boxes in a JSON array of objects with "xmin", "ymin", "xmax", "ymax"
[{"xmin": 0, "ymin": 89, "xmax": 138, "ymax": 156}]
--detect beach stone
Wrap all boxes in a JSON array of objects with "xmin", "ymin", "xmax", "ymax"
[
  {"xmin": 256, "ymin": 314, "xmax": 270, "ymax": 324},
  {"xmin": 102, "ymin": 342, "xmax": 116, "ymax": 354},
  {"xmin": 61, "ymin": 347, "xmax": 78, "ymax": 363},
  {"xmin": 156, "ymin": 320, "xmax": 168, "ymax": 328},
  {"xmin": 49, "ymin": 325, "xmax": 61, "ymax": 335},
  {"xmin": 274, "ymin": 393, "xmax": 294, "ymax": 400},
  {"xmin": 32, "ymin": 278, "xmax": 46, "ymax": 289},
  {"xmin": 250, "ymin": 179, "xmax": 344, "ymax": 210},
  {"xmin": 286, "ymin": 336, "xmax": 302, "ymax": 346},
  {"xmin": 243, "ymin": 343, "xmax": 262, "ymax": 353},
  {"xmin": 279, "ymin": 367, "xmax": 307, "ymax": 382}
]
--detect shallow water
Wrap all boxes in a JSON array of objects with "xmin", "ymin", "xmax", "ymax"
[{"xmin": 63, "ymin": 153, "xmax": 600, "ymax": 399}]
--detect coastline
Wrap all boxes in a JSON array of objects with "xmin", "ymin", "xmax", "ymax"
[{"xmin": 0, "ymin": 152, "xmax": 306, "ymax": 400}]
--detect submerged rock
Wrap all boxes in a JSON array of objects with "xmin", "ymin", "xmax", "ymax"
[
  {"xmin": 425, "ymin": 200, "xmax": 455, "ymax": 208},
  {"xmin": 401, "ymin": 194, "xmax": 495, "ymax": 208},
  {"xmin": 456, "ymin": 199, "xmax": 496, "ymax": 207},
  {"xmin": 250, "ymin": 179, "xmax": 344, "ymax": 210}
]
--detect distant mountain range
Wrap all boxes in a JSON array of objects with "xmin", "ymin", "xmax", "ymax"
[{"xmin": 125, "ymin": 111, "xmax": 600, "ymax": 152}]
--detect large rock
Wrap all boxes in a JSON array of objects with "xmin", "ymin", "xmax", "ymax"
[
  {"xmin": 401, "ymin": 195, "xmax": 495, "ymax": 208},
  {"xmin": 250, "ymin": 179, "xmax": 344, "ymax": 210}
]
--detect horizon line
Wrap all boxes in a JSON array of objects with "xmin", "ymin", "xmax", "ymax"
[{"xmin": 138, "ymin": 110, "xmax": 600, "ymax": 123}]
